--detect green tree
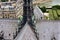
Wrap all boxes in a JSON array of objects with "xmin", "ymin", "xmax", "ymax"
[
  {"xmin": 52, "ymin": 5, "xmax": 60, "ymax": 9},
  {"xmin": 40, "ymin": 6, "xmax": 46, "ymax": 13},
  {"xmin": 1, "ymin": 0, "xmax": 8, "ymax": 2},
  {"xmin": 52, "ymin": 5, "xmax": 60, "ymax": 20}
]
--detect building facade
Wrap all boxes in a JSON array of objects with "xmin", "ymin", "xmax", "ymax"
[
  {"xmin": 0, "ymin": 0, "xmax": 16, "ymax": 2},
  {"xmin": 33, "ymin": 0, "xmax": 51, "ymax": 4},
  {"xmin": 0, "ymin": 0, "xmax": 16, "ymax": 19},
  {"xmin": 16, "ymin": 0, "xmax": 23, "ymax": 18}
]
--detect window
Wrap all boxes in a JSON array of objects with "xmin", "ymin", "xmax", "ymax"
[
  {"xmin": 11, "ymin": 0, "xmax": 17, "ymax": 1},
  {"xmin": 9, "ymin": 7, "xmax": 14, "ymax": 10},
  {"xmin": 6, "ymin": 3, "xmax": 11, "ymax": 6}
]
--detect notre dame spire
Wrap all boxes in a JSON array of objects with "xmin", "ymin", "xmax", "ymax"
[{"xmin": 22, "ymin": 0, "xmax": 34, "ymax": 27}]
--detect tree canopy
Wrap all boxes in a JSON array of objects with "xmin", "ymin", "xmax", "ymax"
[
  {"xmin": 52, "ymin": 5, "xmax": 60, "ymax": 9},
  {"xmin": 39, "ymin": 6, "xmax": 46, "ymax": 13},
  {"xmin": 1, "ymin": 0, "xmax": 8, "ymax": 2}
]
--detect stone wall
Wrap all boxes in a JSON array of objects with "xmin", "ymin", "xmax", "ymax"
[{"xmin": 0, "ymin": 19, "xmax": 18, "ymax": 40}]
